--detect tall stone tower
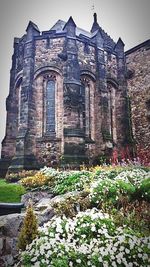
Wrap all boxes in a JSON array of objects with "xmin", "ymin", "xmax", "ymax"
[{"xmin": 0, "ymin": 14, "xmax": 132, "ymax": 175}]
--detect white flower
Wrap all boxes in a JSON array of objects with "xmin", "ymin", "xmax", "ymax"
[
  {"xmin": 125, "ymin": 248, "xmax": 130, "ymax": 254},
  {"xmin": 49, "ymin": 232, "xmax": 54, "ymax": 237},
  {"xmin": 31, "ymin": 256, "xmax": 37, "ymax": 262},
  {"xmin": 103, "ymin": 261, "xmax": 109, "ymax": 267},
  {"xmin": 34, "ymin": 262, "xmax": 40, "ymax": 267},
  {"xmin": 117, "ymin": 258, "xmax": 121, "ymax": 264},
  {"xmin": 76, "ymin": 259, "xmax": 81, "ymax": 263},
  {"xmin": 112, "ymin": 261, "xmax": 117, "ymax": 267},
  {"xmin": 98, "ymin": 256, "xmax": 102, "ymax": 262},
  {"xmin": 119, "ymin": 246, "xmax": 124, "ymax": 251},
  {"xmin": 91, "ymin": 226, "xmax": 96, "ymax": 231},
  {"xmin": 69, "ymin": 261, "xmax": 73, "ymax": 267}
]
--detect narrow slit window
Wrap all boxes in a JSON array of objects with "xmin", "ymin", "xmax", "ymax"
[{"xmin": 45, "ymin": 80, "xmax": 55, "ymax": 134}]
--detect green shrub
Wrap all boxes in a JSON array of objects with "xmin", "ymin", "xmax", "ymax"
[
  {"xmin": 52, "ymin": 192, "xmax": 91, "ymax": 218},
  {"xmin": 134, "ymin": 178, "xmax": 150, "ymax": 201},
  {"xmin": 18, "ymin": 203, "xmax": 38, "ymax": 251},
  {"xmin": 53, "ymin": 170, "xmax": 92, "ymax": 195},
  {"xmin": 89, "ymin": 178, "xmax": 135, "ymax": 208},
  {"xmin": 20, "ymin": 172, "xmax": 53, "ymax": 189},
  {"xmin": 112, "ymin": 200, "xmax": 150, "ymax": 235}
]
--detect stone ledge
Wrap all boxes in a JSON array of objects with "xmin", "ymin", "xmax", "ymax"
[{"xmin": 0, "ymin": 203, "xmax": 24, "ymax": 216}]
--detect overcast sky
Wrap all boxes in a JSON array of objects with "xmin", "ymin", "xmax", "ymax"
[{"xmin": 0, "ymin": 0, "xmax": 149, "ymax": 154}]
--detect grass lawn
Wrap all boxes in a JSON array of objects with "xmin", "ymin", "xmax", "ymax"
[{"xmin": 0, "ymin": 179, "xmax": 26, "ymax": 203}]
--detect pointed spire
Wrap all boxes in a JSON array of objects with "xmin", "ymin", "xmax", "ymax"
[
  {"xmin": 114, "ymin": 38, "xmax": 125, "ymax": 58},
  {"xmin": 63, "ymin": 16, "xmax": 76, "ymax": 37},
  {"xmin": 115, "ymin": 38, "xmax": 125, "ymax": 52},
  {"xmin": 63, "ymin": 16, "xmax": 76, "ymax": 29},
  {"xmin": 26, "ymin": 21, "xmax": 40, "ymax": 33},
  {"xmin": 26, "ymin": 21, "xmax": 40, "ymax": 40},
  {"xmin": 96, "ymin": 28, "xmax": 104, "ymax": 48},
  {"xmin": 94, "ymin": 13, "xmax": 97, "ymax": 23},
  {"xmin": 91, "ymin": 13, "xmax": 99, "ymax": 33}
]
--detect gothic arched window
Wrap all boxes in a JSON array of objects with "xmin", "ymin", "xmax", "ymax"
[
  {"xmin": 81, "ymin": 76, "xmax": 91, "ymax": 138},
  {"xmin": 107, "ymin": 82, "xmax": 117, "ymax": 143},
  {"xmin": 15, "ymin": 77, "xmax": 22, "ymax": 129},
  {"xmin": 45, "ymin": 79, "xmax": 55, "ymax": 134}
]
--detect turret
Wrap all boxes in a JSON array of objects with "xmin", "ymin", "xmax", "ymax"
[
  {"xmin": 63, "ymin": 16, "xmax": 76, "ymax": 37},
  {"xmin": 91, "ymin": 13, "xmax": 100, "ymax": 33},
  {"xmin": 115, "ymin": 38, "xmax": 125, "ymax": 58},
  {"xmin": 26, "ymin": 21, "xmax": 40, "ymax": 41},
  {"xmin": 95, "ymin": 28, "xmax": 104, "ymax": 48}
]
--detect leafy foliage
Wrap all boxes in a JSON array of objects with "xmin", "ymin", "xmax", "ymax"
[
  {"xmin": 5, "ymin": 170, "xmax": 37, "ymax": 182},
  {"xmin": 89, "ymin": 178, "xmax": 135, "ymax": 208},
  {"xmin": 20, "ymin": 172, "xmax": 51, "ymax": 189},
  {"xmin": 53, "ymin": 170, "xmax": 91, "ymax": 194}
]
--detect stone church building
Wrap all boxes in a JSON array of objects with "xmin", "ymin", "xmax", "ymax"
[{"xmin": 0, "ymin": 14, "xmax": 150, "ymax": 175}]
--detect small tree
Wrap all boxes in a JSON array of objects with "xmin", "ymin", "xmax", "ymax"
[{"xmin": 18, "ymin": 201, "xmax": 38, "ymax": 251}]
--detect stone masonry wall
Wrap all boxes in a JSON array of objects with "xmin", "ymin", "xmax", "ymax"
[
  {"xmin": 35, "ymin": 38, "xmax": 65, "ymax": 70},
  {"xmin": 1, "ymin": 17, "xmax": 133, "ymax": 173},
  {"xmin": 126, "ymin": 42, "xmax": 150, "ymax": 162},
  {"xmin": 77, "ymin": 41, "xmax": 96, "ymax": 73}
]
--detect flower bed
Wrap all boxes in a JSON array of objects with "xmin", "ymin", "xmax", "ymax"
[
  {"xmin": 19, "ymin": 166, "xmax": 150, "ymax": 267},
  {"xmin": 21, "ymin": 209, "xmax": 150, "ymax": 267}
]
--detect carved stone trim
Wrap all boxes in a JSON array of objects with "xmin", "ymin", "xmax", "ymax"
[
  {"xmin": 43, "ymin": 72, "xmax": 56, "ymax": 82},
  {"xmin": 34, "ymin": 66, "xmax": 62, "ymax": 79}
]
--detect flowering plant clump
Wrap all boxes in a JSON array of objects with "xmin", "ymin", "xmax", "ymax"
[
  {"xmin": 21, "ymin": 208, "xmax": 150, "ymax": 267},
  {"xmin": 89, "ymin": 178, "xmax": 135, "ymax": 208},
  {"xmin": 114, "ymin": 168, "xmax": 150, "ymax": 187},
  {"xmin": 5, "ymin": 170, "xmax": 37, "ymax": 182},
  {"xmin": 135, "ymin": 178, "xmax": 150, "ymax": 201},
  {"xmin": 20, "ymin": 172, "xmax": 50, "ymax": 188},
  {"xmin": 40, "ymin": 166, "xmax": 59, "ymax": 178},
  {"xmin": 53, "ymin": 170, "xmax": 92, "ymax": 195},
  {"xmin": 52, "ymin": 192, "xmax": 91, "ymax": 218}
]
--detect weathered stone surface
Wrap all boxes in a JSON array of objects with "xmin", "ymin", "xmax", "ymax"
[
  {"xmin": 36, "ymin": 207, "xmax": 55, "ymax": 226},
  {"xmin": 126, "ymin": 40, "xmax": 150, "ymax": 163},
  {"xmin": 0, "ymin": 214, "xmax": 24, "ymax": 267},
  {"xmin": 35, "ymin": 197, "xmax": 52, "ymax": 210},
  {"xmin": 2, "ymin": 15, "xmax": 148, "ymax": 172},
  {"xmin": 0, "ymin": 214, "xmax": 24, "ymax": 238},
  {"xmin": 21, "ymin": 191, "xmax": 53, "ymax": 207}
]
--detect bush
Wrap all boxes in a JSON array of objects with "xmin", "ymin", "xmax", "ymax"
[
  {"xmin": 18, "ymin": 203, "xmax": 38, "ymax": 251},
  {"xmin": 112, "ymin": 200, "xmax": 150, "ymax": 235},
  {"xmin": 5, "ymin": 170, "xmax": 38, "ymax": 183},
  {"xmin": 52, "ymin": 192, "xmax": 91, "ymax": 218},
  {"xmin": 134, "ymin": 178, "xmax": 150, "ymax": 201},
  {"xmin": 20, "ymin": 172, "xmax": 51, "ymax": 189},
  {"xmin": 53, "ymin": 170, "xmax": 92, "ymax": 195},
  {"xmin": 114, "ymin": 168, "xmax": 150, "ymax": 186},
  {"xmin": 89, "ymin": 178, "xmax": 135, "ymax": 208}
]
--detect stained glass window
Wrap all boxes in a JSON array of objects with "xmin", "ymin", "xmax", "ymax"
[
  {"xmin": 45, "ymin": 80, "xmax": 55, "ymax": 133},
  {"xmin": 81, "ymin": 83, "xmax": 90, "ymax": 136}
]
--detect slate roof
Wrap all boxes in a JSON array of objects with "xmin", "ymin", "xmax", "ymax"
[{"xmin": 50, "ymin": 19, "xmax": 116, "ymax": 48}]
